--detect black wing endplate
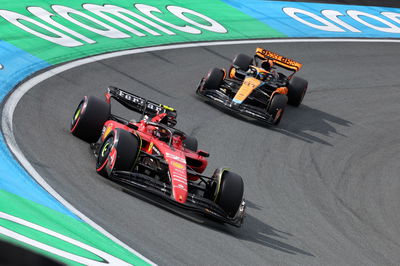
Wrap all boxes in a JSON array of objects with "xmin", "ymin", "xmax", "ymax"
[{"xmin": 107, "ymin": 86, "xmax": 176, "ymax": 117}]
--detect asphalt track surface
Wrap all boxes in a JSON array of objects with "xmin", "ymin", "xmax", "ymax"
[{"xmin": 12, "ymin": 41, "xmax": 400, "ymax": 265}]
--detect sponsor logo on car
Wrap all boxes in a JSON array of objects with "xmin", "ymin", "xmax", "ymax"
[
  {"xmin": 172, "ymin": 161, "xmax": 185, "ymax": 169},
  {"xmin": 166, "ymin": 152, "xmax": 186, "ymax": 163}
]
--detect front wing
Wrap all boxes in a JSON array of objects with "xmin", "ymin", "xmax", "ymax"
[
  {"xmin": 111, "ymin": 170, "xmax": 245, "ymax": 227},
  {"xmin": 196, "ymin": 79, "xmax": 274, "ymax": 124}
]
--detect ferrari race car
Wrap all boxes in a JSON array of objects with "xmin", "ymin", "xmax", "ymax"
[
  {"xmin": 70, "ymin": 86, "xmax": 246, "ymax": 227},
  {"xmin": 196, "ymin": 47, "xmax": 308, "ymax": 125}
]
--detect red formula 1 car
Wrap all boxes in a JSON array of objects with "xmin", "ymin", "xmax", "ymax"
[{"xmin": 70, "ymin": 86, "xmax": 246, "ymax": 227}]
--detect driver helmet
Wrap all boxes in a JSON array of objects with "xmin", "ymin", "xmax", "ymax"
[
  {"xmin": 257, "ymin": 71, "xmax": 268, "ymax": 81},
  {"xmin": 261, "ymin": 59, "xmax": 274, "ymax": 71},
  {"xmin": 154, "ymin": 127, "xmax": 169, "ymax": 141}
]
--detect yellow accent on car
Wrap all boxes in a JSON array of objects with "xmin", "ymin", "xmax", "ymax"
[
  {"xmin": 172, "ymin": 161, "xmax": 185, "ymax": 169},
  {"xmin": 147, "ymin": 142, "xmax": 154, "ymax": 152},
  {"xmin": 74, "ymin": 108, "xmax": 81, "ymax": 120},
  {"xmin": 160, "ymin": 104, "xmax": 175, "ymax": 111}
]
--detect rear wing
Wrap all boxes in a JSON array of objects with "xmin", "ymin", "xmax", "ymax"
[
  {"xmin": 255, "ymin": 47, "xmax": 302, "ymax": 72},
  {"xmin": 106, "ymin": 86, "xmax": 176, "ymax": 117}
]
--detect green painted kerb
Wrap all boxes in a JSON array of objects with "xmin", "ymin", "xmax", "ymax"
[
  {"xmin": 0, "ymin": 190, "xmax": 149, "ymax": 265},
  {"xmin": 0, "ymin": 0, "xmax": 284, "ymax": 65}
]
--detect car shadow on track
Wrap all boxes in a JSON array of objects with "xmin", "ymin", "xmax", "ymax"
[
  {"xmin": 201, "ymin": 99, "xmax": 352, "ymax": 146},
  {"xmin": 117, "ymin": 184, "xmax": 314, "ymax": 257},
  {"xmin": 225, "ymin": 199, "xmax": 314, "ymax": 257},
  {"xmin": 274, "ymin": 105, "xmax": 352, "ymax": 146},
  {"xmin": 234, "ymin": 214, "xmax": 314, "ymax": 256}
]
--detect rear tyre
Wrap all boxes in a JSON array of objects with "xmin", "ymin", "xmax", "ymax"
[
  {"xmin": 183, "ymin": 135, "xmax": 198, "ymax": 152},
  {"xmin": 96, "ymin": 129, "xmax": 140, "ymax": 178},
  {"xmin": 214, "ymin": 170, "xmax": 244, "ymax": 218},
  {"xmin": 268, "ymin": 94, "xmax": 288, "ymax": 125},
  {"xmin": 71, "ymin": 96, "xmax": 110, "ymax": 143},
  {"xmin": 287, "ymin": 76, "xmax": 308, "ymax": 107},
  {"xmin": 203, "ymin": 68, "xmax": 224, "ymax": 91}
]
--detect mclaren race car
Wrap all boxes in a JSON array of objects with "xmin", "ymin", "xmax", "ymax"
[
  {"xmin": 70, "ymin": 86, "xmax": 246, "ymax": 227},
  {"xmin": 196, "ymin": 47, "xmax": 308, "ymax": 125}
]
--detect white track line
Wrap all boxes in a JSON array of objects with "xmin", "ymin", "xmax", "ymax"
[{"xmin": 2, "ymin": 38, "xmax": 400, "ymax": 264}]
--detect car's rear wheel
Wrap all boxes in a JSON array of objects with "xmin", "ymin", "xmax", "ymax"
[
  {"xmin": 212, "ymin": 169, "xmax": 244, "ymax": 218},
  {"xmin": 71, "ymin": 96, "xmax": 110, "ymax": 143},
  {"xmin": 183, "ymin": 135, "xmax": 198, "ymax": 152},
  {"xmin": 202, "ymin": 68, "xmax": 224, "ymax": 91},
  {"xmin": 96, "ymin": 129, "xmax": 140, "ymax": 178},
  {"xmin": 268, "ymin": 94, "xmax": 288, "ymax": 125},
  {"xmin": 287, "ymin": 76, "xmax": 308, "ymax": 107}
]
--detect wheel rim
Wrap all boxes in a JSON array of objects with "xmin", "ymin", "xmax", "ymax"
[
  {"xmin": 71, "ymin": 101, "xmax": 83, "ymax": 130},
  {"xmin": 97, "ymin": 136, "xmax": 114, "ymax": 168}
]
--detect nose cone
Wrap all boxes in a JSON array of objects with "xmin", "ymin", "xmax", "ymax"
[
  {"xmin": 173, "ymin": 186, "xmax": 187, "ymax": 203},
  {"xmin": 230, "ymin": 99, "xmax": 241, "ymax": 109},
  {"xmin": 166, "ymin": 157, "xmax": 188, "ymax": 204}
]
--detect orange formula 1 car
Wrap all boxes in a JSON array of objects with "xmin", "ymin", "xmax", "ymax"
[{"xmin": 196, "ymin": 47, "xmax": 308, "ymax": 125}]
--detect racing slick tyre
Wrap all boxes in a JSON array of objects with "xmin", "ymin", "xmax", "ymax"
[
  {"xmin": 232, "ymin": 53, "xmax": 252, "ymax": 71},
  {"xmin": 268, "ymin": 94, "xmax": 288, "ymax": 125},
  {"xmin": 202, "ymin": 68, "xmax": 224, "ymax": 91},
  {"xmin": 213, "ymin": 169, "xmax": 244, "ymax": 218},
  {"xmin": 96, "ymin": 129, "xmax": 140, "ymax": 178},
  {"xmin": 71, "ymin": 96, "xmax": 110, "ymax": 143},
  {"xmin": 229, "ymin": 53, "xmax": 253, "ymax": 80},
  {"xmin": 287, "ymin": 76, "xmax": 308, "ymax": 107},
  {"xmin": 183, "ymin": 135, "xmax": 198, "ymax": 152}
]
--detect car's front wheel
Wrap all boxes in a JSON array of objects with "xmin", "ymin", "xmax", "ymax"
[
  {"xmin": 201, "ymin": 68, "xmax": 224, "ymax": 92},
  {"xmin": 232, "ymin": 53, "xmax": 252, "ymax": 71},
  {"xmin": 96, "ymin": 129, "xmax": 140, "ymax": 178},
  {"xmin": 229, "ymin": 53, "xmax": 253, "ymax": 79},
  {"xmin": 211, "ymin": 168, "xmax": 244, "ymax": 218}
]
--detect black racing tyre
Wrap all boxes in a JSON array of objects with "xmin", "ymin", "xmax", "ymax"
[
  {"xmin": 96, "ymin": 129, "xmax": 140, "ymax": 178},
  {"xmin": 216, "ymin": 170, "xmax": 244, "ymax": 218},
  {"xmin": 287, "ymin": 76, "xmax": 308, "ymax": 107},
  {"xmin": 232, "ymin": 53, "xmax": 252, "ymax": 71},
  {"xmin": 268, "ymin": 94, "xmax": 288, "ymax": 125},
  {"xmin": 70, "ymin": 96, "xmax": 110, "ymax": 143},
  {"xmin": 203, "ymin": 68, "xmax": 224, "ymax": 91},
  {"xmin": 183, "ymin": 135, "xmax": 198, "ymax": 152}
]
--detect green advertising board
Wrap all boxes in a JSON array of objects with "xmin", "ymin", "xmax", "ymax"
[{"xmin": 0, "ymin": 0, "xmax": 283, "ymax": 65}]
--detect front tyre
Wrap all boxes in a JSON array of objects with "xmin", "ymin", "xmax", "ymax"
[
  {"xmin": 229, "ymin": 53, "xmax": 253, "ymax": 80},
  {"xmin": 287, "ymin": 76, "xmax": 308, "ymax": 107},
  {"xmin": 96, "ymin": 129, "xmax": 140, "ymax": 178},
  {"xmin": 70, "ymin": 96, "xmax": 110, "ymax": 143},
  {"xmin": 212, "ymin": 169, "xmax": 244, "ymax": 218},
  {"xmin": 232, "ymin": 53, "xmax": 252, "ymax": 71},
  {"xmin": 202, "ymin": 68, "xmax": 224, "ymax": 91}
]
